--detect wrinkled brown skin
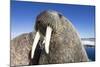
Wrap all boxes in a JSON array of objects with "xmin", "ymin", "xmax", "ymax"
[
  {"xmin": 10, "ymin": 32, "xmax": 42, "ymax": 66},
  {"xmin": 35, "ymin": 10, "xmax": 89, "ymax": 64}
]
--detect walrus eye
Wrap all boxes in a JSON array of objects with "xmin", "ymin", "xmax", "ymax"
[{"xmin": 58, "ymin": 13, "xmax": 62, "ymax": 18}]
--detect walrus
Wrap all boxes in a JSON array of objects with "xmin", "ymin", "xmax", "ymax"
[
  {"xmin": 11, "ymin": 10, "xmax": 89, "ymax": 66},
  {"xmin": 31, "ymin": 10, "xmax": 89, "ymax": 64}
]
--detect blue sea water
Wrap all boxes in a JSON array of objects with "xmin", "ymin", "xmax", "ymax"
[{"xmin": 85, "ymin": 47, "xmax": 95, "ymax": 61}]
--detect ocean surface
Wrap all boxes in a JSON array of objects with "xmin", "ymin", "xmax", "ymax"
[{"xmin": 85, "ymin": 46, "xmax": 95, "ymax": 61}]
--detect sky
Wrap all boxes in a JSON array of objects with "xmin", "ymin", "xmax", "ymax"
[{"xmin": 11, "ymin": 1, "xmax": 95, "ymax": 39}]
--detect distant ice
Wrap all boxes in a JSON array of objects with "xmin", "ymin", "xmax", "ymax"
[{"xmin": 82, "ymin": 40, "xmax": 95, "ymax": 46}]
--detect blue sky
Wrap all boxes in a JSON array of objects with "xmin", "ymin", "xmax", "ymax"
[{"xmin": 11, "ymin": 1, "xmax": 95, "ymax": 38}]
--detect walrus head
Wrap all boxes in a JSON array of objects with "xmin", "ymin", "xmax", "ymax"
[{"xmin": 31, "ymin": 10, "xmax": 71, "ymax": 59}]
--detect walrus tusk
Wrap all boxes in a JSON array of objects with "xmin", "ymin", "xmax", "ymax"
[
  {"xmin": 45, "ymin": 26, "xmax": 52, "ymax": 54},
  {"xmin": 31, "ymin": 31, "xmax": 40, "ymax": 59}
]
